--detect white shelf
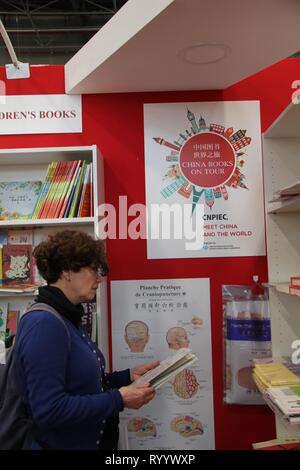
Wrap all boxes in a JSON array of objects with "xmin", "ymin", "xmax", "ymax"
[
  {"xmin": 0, "ymin": 144, "xmax": 107, "ymax": 354},
  {"xmin": 0, "ymin": 217, "xmax": 95, "ymax": 228},
  {"xmin": 0, "ymin": 290, "xmax": 37, "ymax": 297},
  {"xmin": 265, "ymin": 103, "xmax": 300, "ymax": 138},
  {"xmin": 268, "ymin": 195, "xmax": 300, "ymax": 214}
]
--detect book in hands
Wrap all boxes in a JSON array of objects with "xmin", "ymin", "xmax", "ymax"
[{"xmin": 134, "ymin": 348, "xmax": 198, "ymax": 389}]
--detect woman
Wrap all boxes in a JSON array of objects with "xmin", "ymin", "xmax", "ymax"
[{"xmin": 15, "ymin": 230, "xmax": 157, "ymax": 450}]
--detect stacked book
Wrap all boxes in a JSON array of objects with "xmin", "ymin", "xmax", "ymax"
[
  {"xmin": 289, "ymin": 276, "xmax": 300, "ymax": 297},
  {"xmin": 253, "ymin": 359, "xmax": 300, "ymax": 424},
  {"xmin": 264, "ymin": 386, "xmax": 300, "ymax": 425},
  {"xmin": 0, "ymin": 300, "xmax": 20, "ymax": 342},
  {"xmin": 253, "ymin": 437, "xmax": 300, "ymax": 450},
  {"xmin": 269, "ymin": 180, "xmax": 300, "ymax": 203},
  {"xmin": 31, "ymin": 159, "xmax": 93, "ymax": 219},
  {"xmin": 253, "ymin": 360, "xmax": 300, "ymax": 393}
]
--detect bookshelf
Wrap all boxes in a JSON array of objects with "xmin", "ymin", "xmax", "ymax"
[
  {"xmin": 263, "ymin": 102, "xmax": 300, "ymax": 438},
  {"xmin": 0, "ymin": 145, "xmax": 108, "ymax": 358}
]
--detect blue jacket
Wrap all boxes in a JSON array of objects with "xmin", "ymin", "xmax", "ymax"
[{"xmin": 15, "ymin": 310, "xmax": 131, "ymax": 450}]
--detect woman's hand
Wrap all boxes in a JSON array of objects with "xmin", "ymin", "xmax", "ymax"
[
  {"xmin": 130, "ymin": 361, "xmax": 160, "ymax": 382},
  {"xmin": 119, "ymin": 383, "xmax": 156, "ymax": 409}
]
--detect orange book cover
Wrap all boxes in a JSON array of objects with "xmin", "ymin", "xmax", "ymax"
[
  {"xmin": 58, "ymin": 161, "xmax": 82, "ymax": 218},
  {"xmin": 78, "ymin": 183, "xmax": 91, "ymax": 217},
  {"xmin": 78, "ymin": 165, "xmax": 91, "ymax": 217},
  {"xmin": 49, "ymin": 161, "xmax": 75, "ymax": 218}
]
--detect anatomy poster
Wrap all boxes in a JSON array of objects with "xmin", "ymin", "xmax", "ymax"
[
  {"xmin": 111, "ymin": 278, "xmax": 215, "ymax": 450},
  {"xmin": 144, "ymin": 101, "xmax": 266, "ymax": 259}
]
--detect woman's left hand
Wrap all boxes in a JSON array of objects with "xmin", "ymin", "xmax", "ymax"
[{"xmin": 130, "ymin": 361, "xmax": 160, "ymax": 382}]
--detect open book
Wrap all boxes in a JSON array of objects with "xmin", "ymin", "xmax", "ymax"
[{"xmin": 134, "ymin": 348, "xmax": 198, "ymax": 389}]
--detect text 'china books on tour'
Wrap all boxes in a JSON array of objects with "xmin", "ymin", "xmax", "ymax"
[{"xmin": 134, "ymin": 348, "xmax": 198, "ymax": 389}]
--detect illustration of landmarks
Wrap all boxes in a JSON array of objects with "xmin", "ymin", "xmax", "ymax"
[{"xmin": 111, "ymin": 278, "xmax": 215, "ymax": 449}]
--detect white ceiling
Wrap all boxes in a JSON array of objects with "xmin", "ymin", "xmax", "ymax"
[{"xmin": 65, "ymin": 0, "xmax": 300, "ymax": 94}]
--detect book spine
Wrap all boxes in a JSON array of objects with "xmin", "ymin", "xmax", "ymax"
[
  {"xmin": 31, "ymin": 162, "xmax": 53, "ymax": 219},
  {"xmin": 68, "ymin": 161, "xmax": 87, "ymax": 218},
  {"xmin": 54, "ymin": 160, "xmax": 78, "ymax": 218},
  {"xmin": 289, "ymin": 285, "xmax": 300, "ymax": 296},
  {"xmin": 44, "ymin": 161, "xmax": 65, "ymax": 219},
  {"xmin": 78, "ymin": 164, "xmax": 91, "ymax": 217},
  {"xmin": 290, "ymin": 276, "xmax": 300, "ymax": 288},
  {"xmin": 58, "ymin": 161, "xmax": 82, "ymax": 218}
]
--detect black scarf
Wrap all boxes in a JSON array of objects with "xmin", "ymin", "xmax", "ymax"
[{"xmin": 35, "ymin": 286, "xmax": 84, "ymax": 328}]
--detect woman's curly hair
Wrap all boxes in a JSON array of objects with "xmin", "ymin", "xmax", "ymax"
[{"xmin": 33, "ymin": 230, "xmax": 108, "ymax": 284}]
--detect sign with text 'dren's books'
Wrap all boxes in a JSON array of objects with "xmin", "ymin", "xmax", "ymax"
[
  {"xmin": 0, "ymin": 95, "xmax": 82, "ymax": 134},
  {"xmin": 144, "ymin": 101, "xmax": 266, "ymax": 259}
]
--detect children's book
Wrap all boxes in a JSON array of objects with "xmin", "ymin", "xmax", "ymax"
[
  {"xmin": 253, "ymin": 437, "xmax": 300, "ymax": 450},
  {"xmin": 134, "ymin": 348, "xmax": 197, "ymax": 389},
  {"xmin": 7, "ymin": 228, "xmax": 33, "ymax": 245},
  {"xmin": 0, "ymin": 181, "xmax": 42, "ymax": 220},
  {"xmin": 0, "ymin": 301, "xmax": 8, "ymax": 342},
  {"xmin": 2, "ymin": 245, "xmax": 33, "ymax": 286}
]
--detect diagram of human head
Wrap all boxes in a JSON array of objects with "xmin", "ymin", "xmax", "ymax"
[
  {"xmin": 125, "ymin": 320, "xmax": 149, "ymax": 352},
  {"xmin": 166, "ymin": 326, "xmax": 190, "ymax": 350}
]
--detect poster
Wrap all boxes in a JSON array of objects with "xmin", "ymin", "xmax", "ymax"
[
  {"xmin": 144, "ymin": 101, "xmax": 265, "ymax": 259},
  {"xmin": 111, "ymin": 278, "xmax": 215, "ymax": 450}
]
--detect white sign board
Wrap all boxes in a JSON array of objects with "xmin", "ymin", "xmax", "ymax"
[
  {"xmin": 111, "ymin": 278, "xmax": 215, "ymax": 450},
  {"xmin": 0, "ymin": 94, "xmax": 82, "ymax": 134},
  {"xmin": 144, "ymin": 101, "xmax": 266, "ymax": 259}
]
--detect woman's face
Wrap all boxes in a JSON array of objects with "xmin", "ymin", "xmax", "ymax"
[{"xmin": 69, "ymin": 266, "xmax": 101, "ymax": 303}]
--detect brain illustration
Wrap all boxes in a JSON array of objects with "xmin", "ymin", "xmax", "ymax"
[
  {"xmin": 173, "ymin": 369, "xmax": 199, "ymax": 399},
  {"xmin": 171, "ymin": 416, "xmax": 203, "ymax": 437},
  {"xmin": 127, "ymin": 417, "xmax": 157, "ymax": 437}
]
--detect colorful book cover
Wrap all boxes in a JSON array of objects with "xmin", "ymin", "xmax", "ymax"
[
  {"xmin": 0, "ymin": 181, "xmax": 42, "ymax": 220},
  {"xmin": 46, "ymin": 162, "xmax": 70, "ymax": 218},
  {"xmin": 42, "ymin": 161, "xmax": 63, "ymax": 218},
  {"xmin": 53, "ymin": 160, "xmax": 79, "ymax": 218},
  {"xmin": 7, "ymin": 228, "xmax": 33, "ymax": 245},
  {"xmin": 2, "ymin": 244, "xmax": 33, "ymax": 286},
  {"xmin": 0, "ymin": 301, "xmax": 8, "ymax": 342}
]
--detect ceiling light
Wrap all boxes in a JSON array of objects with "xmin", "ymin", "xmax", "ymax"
[{"xmin": 177, "ymin": 43, "xmax": 231, "ymax": 65}]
